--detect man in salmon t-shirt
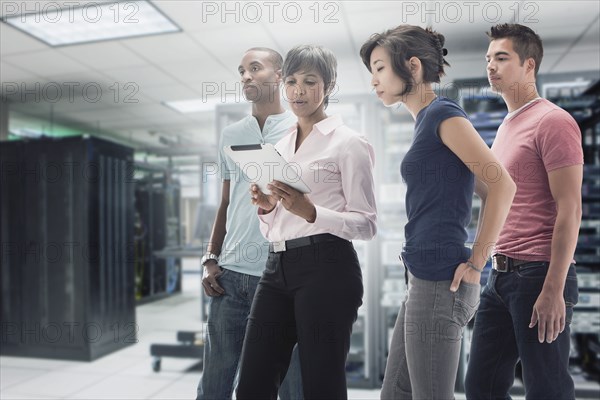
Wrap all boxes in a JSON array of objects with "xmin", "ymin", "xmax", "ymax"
[{"xmin": 465, "ymin": 24, "xmax": 584, "ymax": 400}]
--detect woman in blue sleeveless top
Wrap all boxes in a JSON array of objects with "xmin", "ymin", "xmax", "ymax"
[{"xmin": 360, "ymin": 25, "xmax": 516, "ymax": 399}]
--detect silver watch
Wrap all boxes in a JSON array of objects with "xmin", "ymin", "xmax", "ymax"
[{"xmin": 201, "ymin": 253, "xmax": 219, "ymax": 266}]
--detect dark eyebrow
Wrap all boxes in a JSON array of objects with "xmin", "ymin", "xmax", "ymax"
[
  {"xmin": 286, "ymin": 73, "xmax": 318, "ymax": 79},
  {"xmin": 238, "ymin": 61, "xmax": 263, "ymax": 72},
  {"xmin": 486, "ymin": 51, "xmax": 511, "ymax": 59}
]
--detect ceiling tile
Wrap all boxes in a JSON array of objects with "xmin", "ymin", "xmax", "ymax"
[
  {"xmin": 121, "ymin": 31, "xmax": 206, "ymax": 64},
  {"xmin": 58, "ymin": 42, "xmax": 147, "ymax": 70},
  {"xmin": 3, "ymin": 49, "xmax": 89, "ymax": 75},
  {"xmin": 7, "ymin": 73, "xmax": 154, "ymax": 109},
  {"xmin": 125, "ymin": 103, "xmax": 181, "ymax": 119},
  {"xmin": 154, "ymin": 0, "xmax": 292, "ymax": 32},
  {"xmin": 151, "ymin": 0, "xmax": 209, "ymax": 32},
  {"xmin": 65, "ymin": 107, "xmax": 135, "ymax": 124},
  {"xmin": 138, "ymin": 83, "xmax": 199, "ymax": 102},
  {"xmin": 1, "ymin": 61, "xmax": 43, "ymax": 83},
  {"xmin": 0, "ymin": 23, "xmax": 48, "ymax": 55},
  {"xmin": 261, "ymin": 16, "xmax": 355, "ymax": 56},
  {"xmin": 101, "ymin": 65, "xmax": 179, "ymax": 86},
  {"xmin": 189, "ymin": 26, "xmax": 279, "ymax": 72},
  {"xmin": 160, "ymin": 57, "xmax": 229, "ymax": 85}
]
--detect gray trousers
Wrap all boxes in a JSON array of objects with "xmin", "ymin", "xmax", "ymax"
[{"xmin": 381, "ymin": 272, "xmax": 480, "ymax": 400}]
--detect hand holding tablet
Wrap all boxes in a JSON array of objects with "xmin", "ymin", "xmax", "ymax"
[{"xmin": 223, "ymin": 143, "xmax": 311, "ymax": 195}]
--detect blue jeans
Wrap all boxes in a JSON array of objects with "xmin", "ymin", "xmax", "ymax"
[
  {"xmin": 197, "ymin": 268, "xmax": 303, "ymax": 400},
  {"xmin": 465, "ymin": 262, "xmax": 578, "ymax": 400},
  {"xmin": 381, "ymin": 271, "xmax": 481, "ymax": 400}
]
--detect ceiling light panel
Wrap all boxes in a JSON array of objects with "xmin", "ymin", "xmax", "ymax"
[
  {"xmin": 2, "ymin": 1, "xmax": 180, "ymax": 47},
  {"xmin": 163, "ymin": 98, "xmax": 229, "ymax": 114}
]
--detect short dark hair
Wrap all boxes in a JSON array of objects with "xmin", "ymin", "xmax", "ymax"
[
  {"xmin": 283, "ymin": 45, "xmax": 337, "ymax": 108},
  {"xmin": 487, "ymin": 24, "xmax": 543, "ymax": 76},
  {"xmin": 360, "ymin": 25, "xmax": 450, "ymax": 95},
  {"xmin": 245, "ymin": 47, "xmax": 283, "ymax": 71}
]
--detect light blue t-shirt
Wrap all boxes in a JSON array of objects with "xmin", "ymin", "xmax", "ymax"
[{"xmin": 218, "ymin": 111, "xmax": 296, "ymax": 276}]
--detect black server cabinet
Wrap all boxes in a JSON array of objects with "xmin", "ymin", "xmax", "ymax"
[
  {"xmin": 134, "ymin": 171, "xmax": 182, "ymax": 303},
  {"xmin": 567, "ymin": 81, "xmax": 600, "ymax": 381},
  {"xmin": 0, "ymin": 136, "xmax": 136, "ymax": 361}
]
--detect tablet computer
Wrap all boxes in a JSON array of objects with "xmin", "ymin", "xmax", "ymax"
[{"xmin": 223, "ymin": 143, "xmax": 311, "ymax": 195}]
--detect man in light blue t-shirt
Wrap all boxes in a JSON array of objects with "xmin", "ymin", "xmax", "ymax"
[{"xmin": 196, "ymin": 48, "xmax": 301, "ymax": 400}]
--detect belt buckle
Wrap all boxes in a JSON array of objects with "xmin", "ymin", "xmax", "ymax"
[
  {"xmin": 272, "ymin": 241, "xmax": 286, "ymax": 253},
  {"xmin": 493, "ymin": 255, "xmax": 508, "ymax": 272}
]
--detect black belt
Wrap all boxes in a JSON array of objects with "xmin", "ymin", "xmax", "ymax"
[
  {"xmin": 269, "ymin": 233, "xmax": 346, "ymax": 253},
  {"xmin": 492, "ymin": 254, "xmax": 536, "ymax": 272}
]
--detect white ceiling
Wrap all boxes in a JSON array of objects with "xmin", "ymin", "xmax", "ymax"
[{"xmin": 1, "ymin": 0, "xmax": 599, "ymax": 148}]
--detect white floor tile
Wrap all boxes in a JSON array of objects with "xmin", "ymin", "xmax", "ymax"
[
  {"xmin": 4, "ymin": 370, "xmax": 106, "ymax": 398},
  {"xmin": 149, "ymin": 375, "xmax": 199, "ymax": 400},
  {"xmin": 0, "ymin": 367, "xmax": 48, "ymax": 390},
  {"xmin": 66, "ymin": 375, "xmax": 173, "ymax": 399},
  {"xmin": 118, "ymin": 357, "xmax": 199, "ymax": 379},
  {"xmin": 60, "ymin": 353, "xmax": 142, "ymax": 375},
  {"xmin": 0, "ymin": 392, "xmax": 57, "ymax": 400},
  {"xmin": 347, "ymin": 388, "xmax": 381, "ymax": 399},
  {"xmin": 0, "ymin": 356, "xmax": 79, "ymax": 370}
]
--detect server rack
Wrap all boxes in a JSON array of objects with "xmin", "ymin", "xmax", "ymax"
[
  {"xmin": 552, "ymin": 80, "xmax": 600, "ymax": 383},
  {"xmin": 133, "ymin": 165, "xmax": 182, "ymax": 304},
  {"xmin": 0, "ymin": 136, "xmax": 136, "ymax": 361}
]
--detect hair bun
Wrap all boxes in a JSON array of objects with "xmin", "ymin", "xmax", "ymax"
[{"xmin": 432, "ymin": 30, "xmax": 446, "ymax": 48}]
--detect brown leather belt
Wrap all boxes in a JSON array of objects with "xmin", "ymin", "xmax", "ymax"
[{"xmin": 492, "ymin": 254, "xmax": 534, "ymax": 272}]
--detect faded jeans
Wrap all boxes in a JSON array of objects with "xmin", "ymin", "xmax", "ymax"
[
  {"xmin": 381, "ymin": 271, "xmax": 480, "ymax": 400},
  {"xmin": 465, "ymin": 262, "xmax": 578, "ymax": 400}
]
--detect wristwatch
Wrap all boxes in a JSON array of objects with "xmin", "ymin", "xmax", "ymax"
[{"xmin": 201, "ymin": 253, "xmax": 219, "ymax": 266}]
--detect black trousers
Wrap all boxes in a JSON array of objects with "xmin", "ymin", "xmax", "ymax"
[{"xmin": 236, "ymin": 236, "xmax": 363, "ymax": 400}]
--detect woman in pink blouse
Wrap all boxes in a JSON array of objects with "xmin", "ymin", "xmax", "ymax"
[{"xmin": 236, "ymin": 45, "xmax": 377, "ymax": 399}]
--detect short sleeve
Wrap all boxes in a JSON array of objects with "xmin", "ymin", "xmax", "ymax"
[
  {"xmin": 437, "ymin": 100, "xmax": 469, "ymax": 121},
  {"xmin": 217, "ymin": 132, "xmax": 232, "ymax": 181},
  {"xmin": 430, "ymin": 99, "xmax": 469, "ymax": 144},
  {"xmin": 536, "ymin": 110, "xmax": 583, "ymax": 172}
]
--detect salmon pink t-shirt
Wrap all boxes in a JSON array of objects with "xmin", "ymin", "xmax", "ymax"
[{"xmin": 491, "ymin": 98, "xmax": 583, "ymax": 261}]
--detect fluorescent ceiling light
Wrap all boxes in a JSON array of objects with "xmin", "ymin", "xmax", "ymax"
[
  {"xmin": 164, "ymin": 98, "xmax": 245, "ymax": 114},
  {"xmin": 2, "ymin": 1, "xmax": 180, "ymax": 47},
  {"xmin": 10, "ymin": 128, "xmax": 45, "ymax": 138}
]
